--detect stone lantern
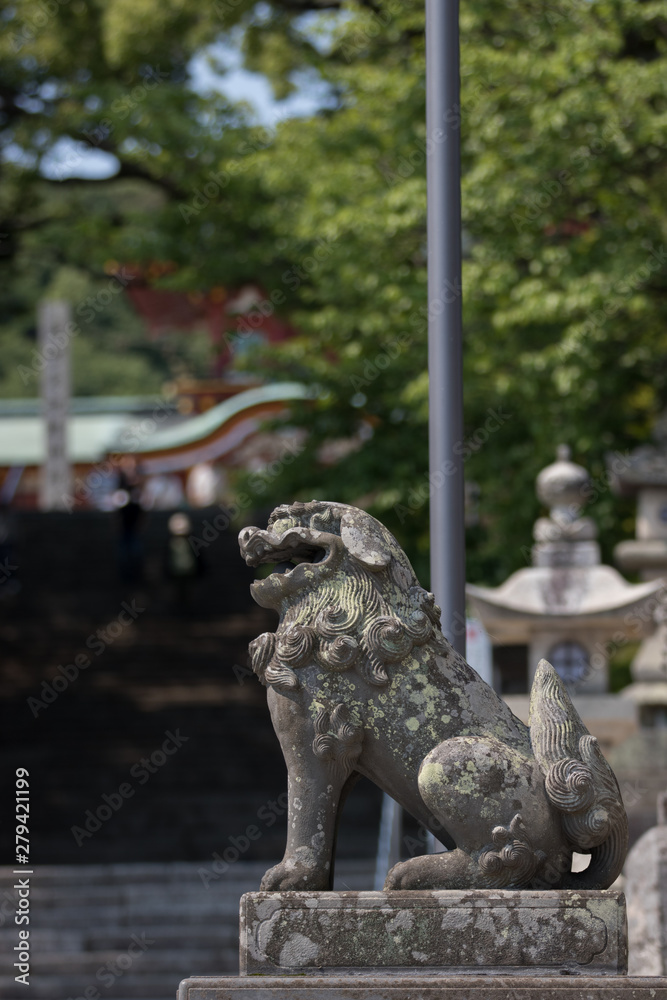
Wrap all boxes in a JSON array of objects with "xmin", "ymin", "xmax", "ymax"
[
  {"xmin": 611, "ymin": 414, "xmax": 667, "ymax": 727},
  {"xmin": 467, "ymin": 446, "xmax": 663, "ymax": 750}
]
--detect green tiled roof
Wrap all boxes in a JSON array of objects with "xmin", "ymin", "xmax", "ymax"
[
  {"xmin": 0, "ymin": 414, "xmax": 134, "ymax": 465},
  {"xmin": 0, "ymin": 384, "xmax": 307, "ymax": 465},
  {"xmin": 123, "ymin": 382, "xmax": 308, "ymax": 454}
]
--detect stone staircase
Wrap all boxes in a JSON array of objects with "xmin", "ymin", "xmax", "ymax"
[
  {"xmin": 0, "ymin": 860, "xmax": 375, "ymax": 1000},
  {"xmin": 0, "ymin": 511, "xmax": 384, "ymax": 867}
]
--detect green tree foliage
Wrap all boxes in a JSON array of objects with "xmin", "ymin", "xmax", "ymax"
[
  {"xmin": 1, "ymin": 0, "xmax": 666, "ymax": 582},
  {"xmin": 231, "ymin": 0, "xmax": 667, "ymax": 583},
  {"xmin": 0, "ymin": 0, "xmax": 283, "ymax": 396}
]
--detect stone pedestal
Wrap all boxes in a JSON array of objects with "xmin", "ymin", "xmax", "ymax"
[
  {"xmin": 177, "ymin": 890, "xmax": 667, "ymax": 999},
  {"xmin": 178, "ymin": 974, "xmax": 667, "ymax": 999},
  {"xmin": 239, "ymin": 890, "xmax": 627, "ymax": 977}
]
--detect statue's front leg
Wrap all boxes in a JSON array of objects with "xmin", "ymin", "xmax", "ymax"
[
  {"xmin": 260, "ymin": 761, "xmax": 344, "ymax": 890},
  {"xmin": 261, "ymin": 692, "xmax": 362, "ymax": 891}
]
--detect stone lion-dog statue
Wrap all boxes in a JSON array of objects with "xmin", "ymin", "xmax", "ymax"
[{"xmin": 239, "ymin": 500, "xmax": 628, "ymax": 892}]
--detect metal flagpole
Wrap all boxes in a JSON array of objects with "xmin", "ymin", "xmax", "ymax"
[
  {"xmin": 375, "ymin": 0, "xmax": 466, "ymax": 882},
  {"xmin": 426, "ymin": 0, "xmax": 466, "ymax": 658}
]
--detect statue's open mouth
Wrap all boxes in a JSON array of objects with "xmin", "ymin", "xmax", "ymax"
[
  {"xmin": 268, "ymin": 545, "xmax": 328, "ymax": 576},
  {"xmin": 239, "ymin": 526, "xmax": 331, "ymax": 578}
]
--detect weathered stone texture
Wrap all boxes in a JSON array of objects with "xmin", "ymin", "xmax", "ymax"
[
  {"xmin": 178, "ymin": 974, "xmax": 667, "ymax": 1000},
  {"xmin": 239, "ymin": 890, "xmax": 627, "ymax": 976},
  {"xmin": 238, "ymin": 501, "xmax": 629, "ymax": 893},
  {"xmin": 625, "ymin": 807, "xmax": 667, "ymax": 975}
]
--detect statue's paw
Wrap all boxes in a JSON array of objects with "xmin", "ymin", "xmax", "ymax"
[
  {"xmin": 384, "ymin": 850, "xmax": 477, "ymax": 890},
  {"xmin": 384, "ymin": 858, "xmax": 425, "ymax": 890},
  {"xmin": 260, "ymin": 858, "xmax": 329, "ymax": 891}
]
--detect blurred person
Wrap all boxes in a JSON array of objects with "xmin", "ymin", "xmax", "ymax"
[
  {"xmin": 165, "ymin": 511, "xmax": 204, "ymax": 611},
  {"xmin": 113, "ymin": 456, "xmax": 145, "ymax": 583},
  {"xmin": 0, "ymin": 500, "xmax": 19, "ymax": 599}
]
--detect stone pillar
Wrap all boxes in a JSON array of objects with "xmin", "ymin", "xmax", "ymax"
[
  {"xmin": 626, "ymin": 791, "xmax": 667, "ymax": 975},
  {"xmin": 38, "ymin": 300, "xmax": 72, "ymax": 511}
]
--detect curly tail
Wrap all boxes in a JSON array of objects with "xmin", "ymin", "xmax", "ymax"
[{"xmin": 529, "ymin": 659, "xmax": 628, "ymax": 890}]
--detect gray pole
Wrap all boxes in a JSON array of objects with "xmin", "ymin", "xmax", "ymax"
[{"xmin": 426, "ymin": 0, "xmax": 466, "ymax": 656}]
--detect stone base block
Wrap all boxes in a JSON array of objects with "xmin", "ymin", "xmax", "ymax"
[
  {"xmin": 178, "ymin": 975, "xmax": 667, "ymax": 1000},
  {"xmin": 239, "ymin": 890, "xmax": 627, "ymax": 977}
]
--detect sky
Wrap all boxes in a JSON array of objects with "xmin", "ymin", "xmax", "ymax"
[
  {"xmin": 36, "ymin": 40, "xmax": 328, "ymax": 181},
  {"xmin": 190, "ymin": 40, "xmax": 330, "ymax": 123}
]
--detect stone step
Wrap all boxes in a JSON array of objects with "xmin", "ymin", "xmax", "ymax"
[
  {"xmin": 0, "ymin": 973, "xmax": 183, "ymax": 999},
  {"xmin": 0, "ymin": 870, "xmax": 372, "ymax": 901},
  {"xmin": 0, "ymin": 885, "xmax": 245, "ymax": 906},
  {"xmin": 1, "ymin": 902, "xmax": 245, "ymax": 929},
  {"xmin": 0, "ymin": 861, "xmax": 371, "ymax": 887},
  {"xmin": 0, "ymin": 861, "xmax": 264, "ymax": 883},
  {"xmin": 16, "ymin": 950, "xmax": 229, "ymax": 975},
  {"xmin": 0, "ymin": 928, "xmax": 236, "ymax": 954},
  {"xmin": 0, "ymin": 860, "xmax": 375, "ymax": 998}
]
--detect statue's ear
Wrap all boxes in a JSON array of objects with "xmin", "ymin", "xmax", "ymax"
[{"xmin": 340, "ymin": 508, "xmax": 391, "ymax": 570}]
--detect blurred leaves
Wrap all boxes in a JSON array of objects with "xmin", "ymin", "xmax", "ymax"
[{"xmin": 1, "ymin": 0, "xmax": 666, "ymax": 584}]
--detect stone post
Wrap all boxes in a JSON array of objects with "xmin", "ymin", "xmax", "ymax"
[
  {"xmin": 38, "ymin": 300, "xmax": 72, "ymax": 511},
  {"xmin": 626, "ymin": 791, "xmax": 667, "ymax": 975}
]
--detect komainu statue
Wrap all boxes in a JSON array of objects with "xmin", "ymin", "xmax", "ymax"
[{"xmin": 239, "ymin": 500, "xmax": 628, "ymax": 892}]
